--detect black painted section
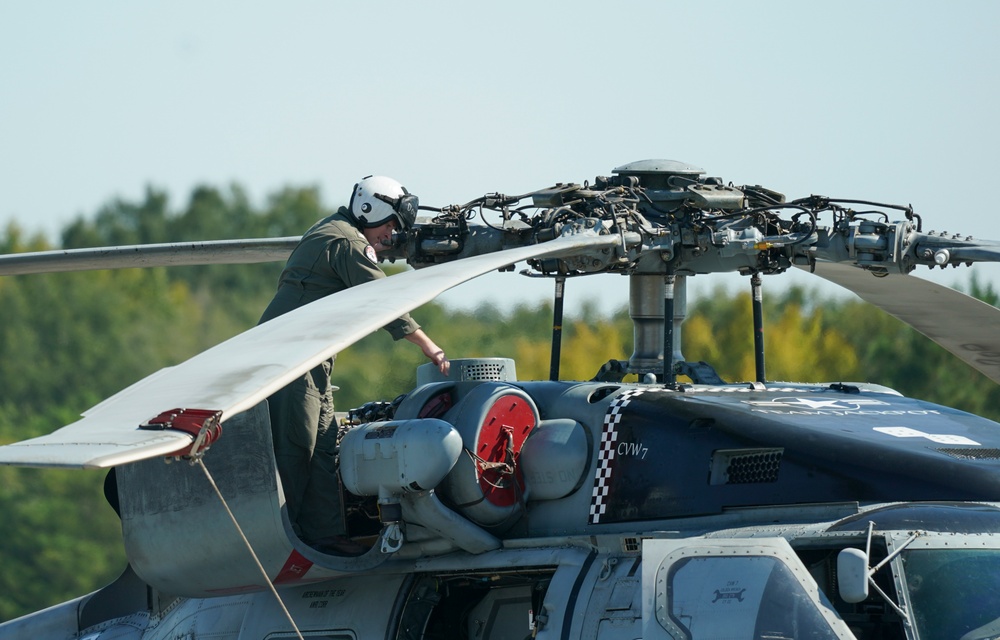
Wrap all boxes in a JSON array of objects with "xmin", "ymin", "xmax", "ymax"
[{"xmin": 596, "ymin": 388, "xmax": 1000, "ymax": 524}]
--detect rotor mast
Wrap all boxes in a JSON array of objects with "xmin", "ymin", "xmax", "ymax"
[{"xmin": 627, "ymin": 273, "xmax": 687, "ymax": 381}]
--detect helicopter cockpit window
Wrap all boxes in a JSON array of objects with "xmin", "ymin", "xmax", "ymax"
[
  {"xmin": 901, "ymin": 549, "xmax": 1000, "ymax": 640},
  {"xmin": 660, "ymin": 555, "xmax": 841, "ymax": 639}
]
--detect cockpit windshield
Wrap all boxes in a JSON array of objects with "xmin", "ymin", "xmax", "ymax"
[
  {"xmin": 665, "ymin": 555, "xmax": 842, "ymax": 639},
  {"xmin": 902, "ymin": 549, "xmax": 1000, "ymax": 640}
]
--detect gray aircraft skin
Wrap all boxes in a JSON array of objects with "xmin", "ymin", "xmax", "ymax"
[{"xmin": 3, "ymin": 160, "xmax": 1000, "ymax": 640}]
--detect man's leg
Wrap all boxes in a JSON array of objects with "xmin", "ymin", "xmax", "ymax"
[
  {"xmin": 296, "ymin": 358, "xmax": 349, "ymax": 542},
  {"xmin": 268, "ymin": 369, "xmax": 323, "ymax": 538}
]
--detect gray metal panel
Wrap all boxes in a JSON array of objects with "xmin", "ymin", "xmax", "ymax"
[
  {"xmin": 613, "ymin": 159, "xmax": 705, "ymax": 176},
  {"xmin": 238, "ymin": 574, "xmax": 407, "ymax": 639},
  {"xmin": 118, "ymin": 402, "xmax": 295, "ymax": 597},
  {"xmin": 116, "ymin": 403, "xmax": 414, "ymax": 598},
  {"xmin": 0, "ymin": 594, "xmax": 88, "ymax": 639}
]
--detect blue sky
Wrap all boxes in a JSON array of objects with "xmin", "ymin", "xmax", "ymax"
[{"xmin": 2, "ymin": 1, "xmax": 999, "ymax": 313}]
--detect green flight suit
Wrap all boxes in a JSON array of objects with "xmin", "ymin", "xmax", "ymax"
[{"xmin": 259, "ymin": 208, "xmax": 418, "ymax": 543}]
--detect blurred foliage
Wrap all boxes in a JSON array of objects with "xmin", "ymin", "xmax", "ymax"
[
  {"xmin": 0, "ymin": 404, "xmax": 124, "ymax": 622},
  {"xmin": 685, "ymin": 286, "xmax": 860, "ymax": 384},
  {"xmin": 1, "ymin": 184, "xmax": 999, "ymax": 622}
]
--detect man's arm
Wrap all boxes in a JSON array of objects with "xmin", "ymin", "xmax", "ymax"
[{"xmin": 404, "ymin": 329, "xmax": 450, "ymax": 375}]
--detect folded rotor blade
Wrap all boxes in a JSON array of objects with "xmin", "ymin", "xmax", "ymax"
[
  {"xmin": 0, "ymin": 232, "xmax": 618, "ymax": 469},
  {"xmin": 0, "ymin": 238, "xmax": 301, "ymax": 275},
  {"xmin": 805, "ymin": 261, "xmax": 1000, "ymax": 385}
]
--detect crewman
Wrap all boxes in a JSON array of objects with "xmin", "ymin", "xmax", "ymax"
[{"xmin": 258, "ymin": 175, "xmax": 449, "ymax": 554}]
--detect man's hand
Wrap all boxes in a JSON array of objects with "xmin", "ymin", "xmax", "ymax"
[
  {"xmin": 404, "ymin": 329, "xmax": 451, "ymax": 375},
  {"xmin": 430, "ymin": 349, "xmax": 450, "ymax": 375}
]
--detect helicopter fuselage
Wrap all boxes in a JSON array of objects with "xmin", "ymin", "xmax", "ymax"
[{"xmin": 9, "ymin": 364, "xmax": 1000, "ymax": 639}]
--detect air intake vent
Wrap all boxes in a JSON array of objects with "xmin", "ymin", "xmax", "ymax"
[
  {"xmin": 937, "ymin": 448, "xmax": 1000, "ymax": 460},
  {"xmin": 416, "ymin": 358, "xmax": 517, "ymax": 386},
  {"xmin": 710, "ymin": 448, "xmax": 783, "ymax": 486},
  {"xmin": 462, "ymin": 361, "xmax": 508, "ymax": 381}
]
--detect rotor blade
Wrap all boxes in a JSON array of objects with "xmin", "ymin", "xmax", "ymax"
[
  {"xmin": 0, "ymin": 232, "xmax": 618, "ymax": 469},
  {"xmin": 0, "ymin": 238, "xmax": 300, "ymax": 275},
  {"xmin": 804, "ymin": 261, "xmax": 1000, "ymax": 385}
]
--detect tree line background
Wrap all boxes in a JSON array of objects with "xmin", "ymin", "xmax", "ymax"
[{"xmin": 1, "ymin": 184, "xmax": 998, "ymax": 622}]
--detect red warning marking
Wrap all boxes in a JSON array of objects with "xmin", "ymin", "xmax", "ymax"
[{"xmin": 274, "ymin": 550, "xmax": 314, "ymax": 584}]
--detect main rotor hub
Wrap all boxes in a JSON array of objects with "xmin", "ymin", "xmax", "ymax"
[{"xmin": 612, "ymin": 159, "xmax": 706, "ymax": 190}]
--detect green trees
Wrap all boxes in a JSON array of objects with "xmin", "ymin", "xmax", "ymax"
[
  {"xmin": 0, "ymin": 184, "xmax": 997, "ymax": 622},
  {"xmin": 0, "ymin": 187, "xmax": 329, "ymax": 622},
  {"xmin": 0, "ymin": 411, "xmax": 124, "ymax": 622},
  {"xmin": 683, "ymin": 287, "xmax": 858, "ymax": 388}
]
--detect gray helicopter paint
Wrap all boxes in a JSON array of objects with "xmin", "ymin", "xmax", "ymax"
[
  {"xmin": 96, "ymin": 373, "xmax": 1000, "ymax": 631},
  {"xmin": 118, "ymin": 403, "xmax": 406, "ymax": 598},
  {"xmin": 118, "ymin": 403, "xmax": 300, "ymax": 596}
]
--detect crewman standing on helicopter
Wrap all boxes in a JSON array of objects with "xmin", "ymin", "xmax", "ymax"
[{"xmin": 259, "ymin": 175, "xmax": 450, "ymax": 554}]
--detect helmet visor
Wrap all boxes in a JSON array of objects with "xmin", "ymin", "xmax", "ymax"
[
  {"xmin": 394, "ymin": 194, "xmax": 418, "ymax": 230},
  {"xmin": 372, "ymin": 192, "xmax": 418, "ymax": 230}
]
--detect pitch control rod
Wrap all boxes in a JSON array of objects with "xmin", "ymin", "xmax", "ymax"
[
  {"xmin": 751, "ymin": 273, "xmax": 766, "ymax": 384},
  {"xmin": 549, "ymin": 276, "xmax": 566, "ymax": 381},
  {"xmin": 664, "ymin": 274, "xmax": 677, "ymax": 387}
]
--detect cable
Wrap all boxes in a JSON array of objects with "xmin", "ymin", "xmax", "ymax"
[{"xmin": 195, "ymin": 459, "xmax": 305, "ymax": 640}]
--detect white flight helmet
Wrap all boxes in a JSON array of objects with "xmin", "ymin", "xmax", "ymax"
[{"xmin": 349, "ymin": 176, "xmax": 418, "ymax": 230}]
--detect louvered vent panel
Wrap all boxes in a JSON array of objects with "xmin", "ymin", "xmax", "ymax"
[
  {"xmin": 710, "ymin": 448, "xmax": 783, "ymax": 485},
  {"xmin": 937, "ymin": 448, "xmax": 1000, "ymax": 460},
  {"xmin": 462, "ymin": 362, "xmax": 508, "ymax": 381}
]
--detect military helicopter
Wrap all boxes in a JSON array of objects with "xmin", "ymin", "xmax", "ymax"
[{"xmin": 2, "ymin": 159, "xmax": 1000, "ymax": 640}]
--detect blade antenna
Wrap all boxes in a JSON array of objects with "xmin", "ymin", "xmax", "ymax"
[
  {"xmin": 549, "ymin": 275, "xmax": 566, "ymax": 381},
  {"xmin": 751, "ymin": 273, "xmax": 767, "ymax": 384},
  {"xmin": 664, "ymin": 274, "xmax": 677, "ymax": 387}
]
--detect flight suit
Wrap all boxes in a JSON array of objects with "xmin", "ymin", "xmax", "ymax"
[{"xmin": 259, "ymin": 208, "xmax": 418, "ymax": 543}]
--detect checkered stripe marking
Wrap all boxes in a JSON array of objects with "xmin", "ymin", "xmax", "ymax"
[{"xmin": 589, "ymin": 389, "xmax": 645, "ymax": 524}]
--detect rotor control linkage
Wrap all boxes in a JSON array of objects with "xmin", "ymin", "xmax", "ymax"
[
  {"xmin": 751, "ymin": 273, "xmax": 766, "ymax": 384},
  {"xmin": 664, "ymin": 275, "xmax": 676, "ymax": 387},
  {"xmin": 549, "ymin": 276, "xmax": 566, "ymax": 381},
  {"xmin": 389, "ymin": 161, "xmax": 1000, "ymax": 286}
]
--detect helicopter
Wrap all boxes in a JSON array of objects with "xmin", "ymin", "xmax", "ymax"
[{"xmin": 2, "ymin": 159, "xmax": 1000, "ymax": 639}]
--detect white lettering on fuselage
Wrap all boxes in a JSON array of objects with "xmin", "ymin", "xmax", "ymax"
[
  {"xmin": 617, "ymin": 441, "xmax": 649, "ymax": 459},
  {"xmin": 743, "ymin": 396, "xmax": 944, "ymax": 417},
  {"xmin": 874, "ymin": 426, "xmax": 981, "ymax": 446},
  {"xmin": 750, "ymin": 408, "xmax": 944, "ymax": 417},
  {"xmin": 743, "ymin": 397, "xmax": 890, "ymax": 411}
]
